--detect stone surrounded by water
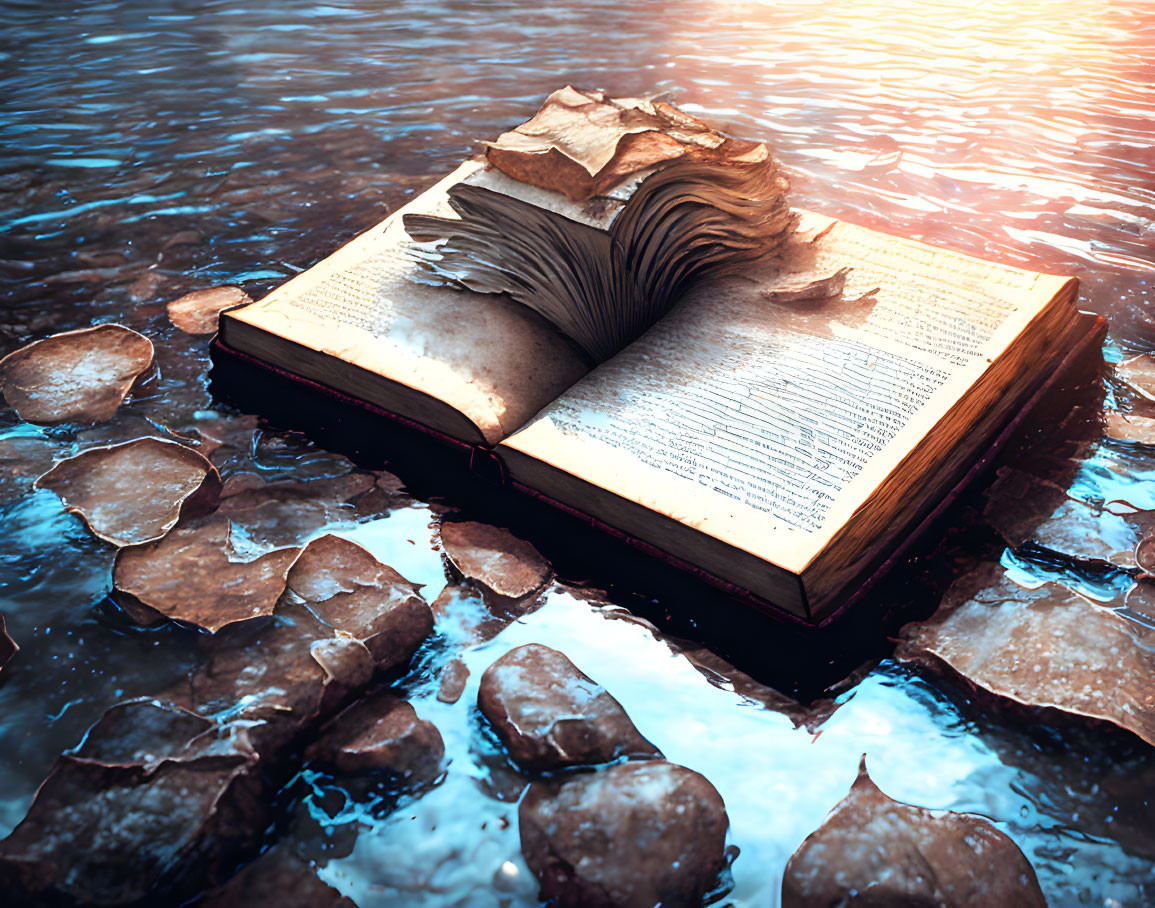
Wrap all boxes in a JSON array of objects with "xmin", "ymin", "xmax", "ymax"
[
  {"xmin": 287, "ymin": 533, "xmax": 433, "ymax": 669},
  {"xmin": 0, "ymin": 701, "xmax": 264, "ymax": 907},
  {"xmin": 440, "ymin": 520, "xmax": 550, "ymax": 599},
  {"xmin": 306, "ymin": 690, "xmax": 444, "ymax": 783},
  {"xmin": 0, "ymin": 325, "xmax": 153, "ymax": 424},
  {"xmin": 167, "ymin": 286, "xmax": 253, "ymax": 334},
  {"xmin": 479, "ymin": 643, "xmax": 660, "ymax": 773},
  {"xmin": 437, "ymin": 658, "xmax": 470, "ymax": 704},
  {"xmin": 896, "ymin": 564, "xmax": 1155, "ymax": 747},
  {"xmin": 35, "ymin": 437, "xmax": 221, "ymax": 546},
  {"xmin": 519, "ymin": 760, "xmax": 730, "ymax": 908},
  {"xmin": 113, "ymin": 514, "xmax": 298, "ymax": 632},
  {"xmin": 781, "ymin": 757, "xmax": 1045, "ymax": 907}
]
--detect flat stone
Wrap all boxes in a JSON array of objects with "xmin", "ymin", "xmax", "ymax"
[
  {"xmin": 0, "ymin": 324, "xmax": 153, "ymax": 424},
  {"xmin": 896, "ymin": 565, "xmax": 1155, "ymax": 747},
  {"xmin": 35, "ymin": 437, "xmax": 221, "ymax": 546},
  {"xmin": 520, "ymin": 760, "xmax": 729, "ymax": 908},
  {"xmin": 196, "ymin": 845, "xmax": 356, "ymax": 907},
  {"xmin": 782, "ymin": 758, "xmax": 1046, "ymax": 907},
  {"xmin": 440, "ymin": 520, "xmax": 550, "ymax": 599},
  {"xmin": 479, "ymin": 643, "xmax": 660, "ymax": 773},
  {"xmin": 167, "ymin": 286, "xmax": 252, "ymax": 334},
  {"xmin": 306, "ymin": 691, "xmax": 444, "ymax": 783}
]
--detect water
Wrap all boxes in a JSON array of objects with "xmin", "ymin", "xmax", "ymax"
[{"xmin": 2, "ymin": 0, "xmax": 1155, "ymax": 905}]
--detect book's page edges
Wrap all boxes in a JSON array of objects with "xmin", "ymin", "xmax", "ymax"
[
  {"xmin": 219, "ymin": 161, "xmax": 589, "ymax": 446},
  {"xmin": 502, "ymin": 209, "xmax": 1080, "ymax": 581}
]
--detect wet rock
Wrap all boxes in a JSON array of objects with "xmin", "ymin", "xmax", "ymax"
[
  {"xmin": 440, "ymin": 520, "xmax": 550, "ymax": 599},
  {"xmin": 0, "ymin": 612, "xmax": 15, "ymax": 673},
  {"xmin": 195, "ymin": 845, "xmax": 356, "ymax": 908},
  {"xmin": 782, "ymin": 757, "xmax": 1046, "ymax": 907},
  {"xmin": 0, "ymin": 701, "xmax": 265, "ymax": 906},
  {"xmin": 437, "ymin": 658, "xmax": 469, "ymax": 703},
  {"xmin": 1117, "ymin": 353, "xmax": 1155, "ymax": 402},
  {"xmin": 113, "ymin": 514, "xmax": 298, "ymax": 632},
  {"xmin": 478, "ymin": 643, "xmax": 660, "ymax": 773},
  {"xmin": 186, "ymin": 603, "xmax": 368, "ymax": 758},
  {"xmin": 287, "ymin": 534, "xmax": 433, "ymax": 671},
  {"xmin": 167, "ymin": 287, "xmax": 251, "ymax": 334},
  {"xmin": 896, "ymin": 565, "xmax": 1155, "ymax": 747},
  {"xmin": 1105, "ymin": 411, "xmax": 1155, "ymax": 445},
  {"xmin": 520, "ymin": 760, "xmax": 729, "ymax": 908},
  {"xmin": 0, "ymin": 324, "xmax": 154, "ymax": 424},
  {"xmin": 35, "ymin": 437, "xmax": 221, "ymax": 546},
  {"xmin": 306, "ymin": 690, "xmax": 444, "ymax": 783},
  {"xmin": 431, "ymin": 582, "xmax": 547, "ymax": 647}
]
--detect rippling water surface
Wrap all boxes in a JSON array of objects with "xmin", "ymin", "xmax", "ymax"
[{"xmin": 2, "ymin": 1, "xmax": 1154, "ymax": 905}]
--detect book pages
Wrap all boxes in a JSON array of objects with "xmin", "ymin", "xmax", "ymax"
[
  {"xmin": 223, "ymin": 162, "xmax": 589, "ymax": 446},
  {"xmin": 501, "ymin": 211, "xmax": 1076, "ymax": 576}
]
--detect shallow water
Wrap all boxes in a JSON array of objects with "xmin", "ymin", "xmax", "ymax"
[{"xmin": 2, "ymin": 0, "xmax": 1155, "ymax": 905}]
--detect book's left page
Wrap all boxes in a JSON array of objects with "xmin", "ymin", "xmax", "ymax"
[{"xmin": 219, "ymin": 161, "xmax": 590, "ymax": 446}]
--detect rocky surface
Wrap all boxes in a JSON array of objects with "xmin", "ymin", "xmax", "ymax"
[
  {"xmin": 520, "ymin": 760, "xmax": 730, "ymax": 908},
  {"xmin": 478, "ymin": 643, "xmax": 660, "ymax": 772},
  {"xmin": 112, "ymin": 514, "xmax": 299, "ymax": 631},
  {"xmin": 0, "ymin": 325, "xmax": 153, "ymax": 424},
  {"xmin": 896, "ymin": 564, "xmax": 1155, "ymax": 747},
  {"xmin": 35, "ymin": 437, "xmax": 221, "ymax": 546},
  {"xmin": 440, "ymin": 520, "xmax": 550, "ymax": 599},
  {"xmin": 306, "ymin": 690, "xmax": 444, "ymax": 783},
  {"xmin": 167, "ymin": 286, "xmax": 253, "ymax": 334},
  {"xmin": 194, "ymin": 845, "xmax": 356, "ymax": 907},
  {"xmin": 781, "ymin": 758, "xmax": 1046, "ymax": 907}
]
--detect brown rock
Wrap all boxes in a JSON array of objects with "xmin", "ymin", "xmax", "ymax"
[
  {"xmin": 782, "ymin": 758, "xmax": 1046, "ymax": 907},
  {"xmin": 479, "ymin": 643, "xmax": 660, "ymax": 773},
  {"xmin": 113, "ymin": 514, "xmax": 298, "ymax": 632},
  {"xmin": 520, "ymin": 761, "xmax": 729, "ymax": 908},
  {"xmin": 306, "ymin": 691, "xmax": 444, "ymax": 782},
  {"xmin": 195, "ymin": 846, "xmax": 356, "ymax": 907},
  {"xmin": 896, "ymin": 565, "xmax": 1155, "ymax": 747},
  {"xmin": 167, "ymin": 286, "xmax": 253, "ymax": 334},
  {"xmin": 437, "ymin": 658, "xmax": 470, "ymax": 703},
  {"xmin": 288, "ymin": 533, "xmax": 433, "ymax": 671},
  {"xmin": 440, "ymin": 520, "xmax": 550, "ymax": 599},
  {"xmin": 1106, "ymin": 411, "xmax": 1155, "ymax": 445},
  {"xmin": 0, "ymin": 701, "xmax": 264, "ymax": 906},
  {"xmin": 0, "ymin": 324, "xmax": 154, "ymax": 424},
  {"xmin": 35, "ymin": 437, "xmax": 221, "ymax": 546},
  {"xmin": 1117, "ymin": 353, "xmax": 1155, "ymax": 402}
]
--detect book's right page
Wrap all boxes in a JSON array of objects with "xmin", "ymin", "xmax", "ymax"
[{"xmin": 498, "ymin": 212, "xmax": 1078, "ymax": 616}]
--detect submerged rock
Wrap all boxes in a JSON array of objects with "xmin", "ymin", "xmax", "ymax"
[
  {"xmin": 440, "ymin": 520, "xmax": 550, "ymax": 599},
  {"xmin": 520, "ymin": 760, "xmax": 729, "ymax": 908},
  {"xmin": 479, "ymin": 643, "xmax": 660, "ymax": 773},
  {"xmin": 306, "ymin": 690, "xmax": 444, "ymax": 783},
  {"xmin": 896, "ymin": 565, "xmax": 1155, "ymax": 747},
  {"xmin": 437, "ymin": 658, "xmax": 470, "ymax": 704},
  {"xmin": 113, "ymin": 514, "xmax": 298, "ymax": 632},
  {"xmin": 0, "ymin": 701, "xmax": 265, "ymax": 906},
  {"xmin": 782, "ymin": 758, "xmax": 1046, "ymax": 907},
  {"xmin": 35, "ymin": 437, "xmax": 221, "ymax": 546},
  {"xmin": 167, "ymin": 286, "xmax": 252, "ymax": 334},
  {"xmin": 0, "ymin": 324, "xmax": 153, "ymax": 424}
]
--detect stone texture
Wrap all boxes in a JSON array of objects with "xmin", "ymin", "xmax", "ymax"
[
  {"xmin": 0, "ymin": 324, "xmax": 153, "ymax": 424},
  {"xmin": 440, "ymin": 520, "xmax": 550, "ymax": 599},
  {"xmin": 520, "ymin": 760, "xmax": 729, "ymax": 908},
  {"xmin": 35, "ymin": 437, "xmax": 221, "ymax": 546},
  {"xmin": 167, "ymin": 286, "xmax": 252, "ymax": 334},
  {"xmin": 306, "ymin": 690, "xmax": 444, "ymax": 783},
  {"xmin": 782, "ymin": 758, "xmax": 1046, "ymax": 907},
  {"xmin": 195, "ymin": 845, "xmax": 355, "ymax": 907},
  {"xmin": 479, "ymin": 643, "xmax": 660, "ymax": 772}
]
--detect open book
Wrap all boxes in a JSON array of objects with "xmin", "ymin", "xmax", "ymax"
[{"xmin": 215, "ymin": 93, "xmax": 1097, "ymax": 621}]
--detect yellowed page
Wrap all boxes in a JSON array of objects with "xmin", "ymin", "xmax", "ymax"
[
  {"xmin": 501, "ymin": 210, "xmax": 1076, "ymax": 576},
  {"xmin": 223, "ymin": 161, "xmax": 589, "ymax": 445}
]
